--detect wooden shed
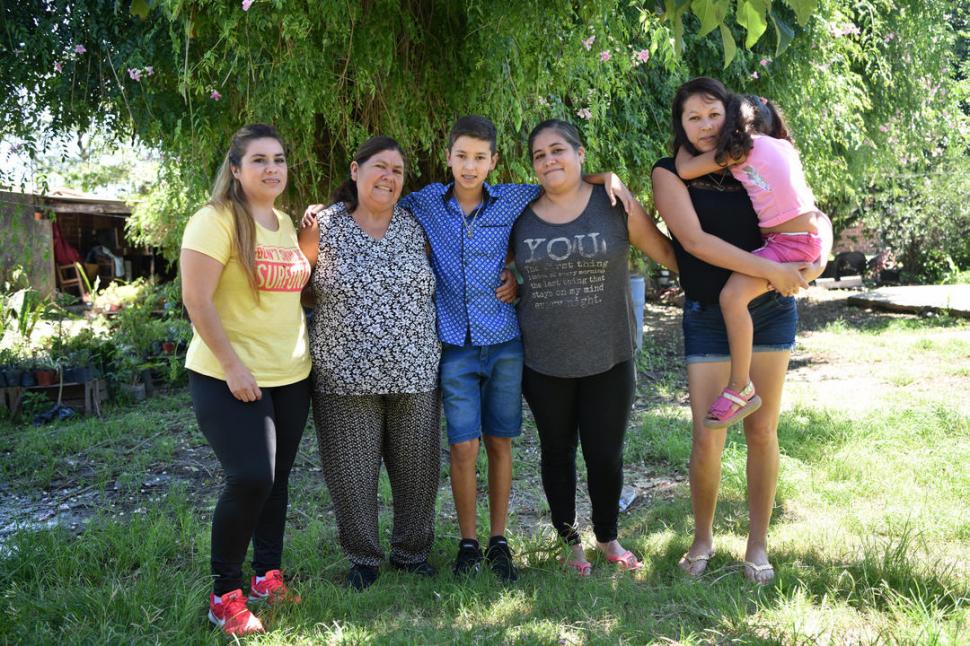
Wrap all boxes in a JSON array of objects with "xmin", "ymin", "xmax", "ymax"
[{"xmin": 0, "ymin": 188, "xmax": 163, "ymax": 297}]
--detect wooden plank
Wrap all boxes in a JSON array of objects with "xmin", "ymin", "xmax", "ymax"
[
  {"xmin": 42, "ymin": 202, "xmax": 130, "ymax": 217},
  {"xmin": 847, "ymin": 285, "xmax": 970, "ymax": 318},
  {"xmin": 1, "ymin": 379, "xmax": 106, "ymax": 419},
  {"xmin": 815, "ymin": 276, "xmax": 863, "ymax": 289}
]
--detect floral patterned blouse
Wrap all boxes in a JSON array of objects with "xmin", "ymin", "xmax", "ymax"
[{"xmin": 309, "ymin": 202, "xmax": 440, "ymax": 395}]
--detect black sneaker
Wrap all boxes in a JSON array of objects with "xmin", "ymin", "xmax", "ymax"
[
  {"xmin": 453, "ymin": 539, "xmax": 483, "ymax": 577},
  {"xmin": 347, "ymin": 564, "xmax": 379, "ymax": 591},
  {"xmin": 485, "ymin": 536, "xmax": 519, "ymax": 583},
  {"xmin": 390, "ymin": 559, "xmax": 437, "ymax": 577}
]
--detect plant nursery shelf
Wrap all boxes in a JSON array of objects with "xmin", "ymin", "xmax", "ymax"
[{"xmin": 2, "ymin": 379, "xmax": 105, "ymax": 420}]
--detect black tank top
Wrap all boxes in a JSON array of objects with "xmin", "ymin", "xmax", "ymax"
[{"xmin": 652, "ymin": 157, "xmax": 763, "ymax": 304}]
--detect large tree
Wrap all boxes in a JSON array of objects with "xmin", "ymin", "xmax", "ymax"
[{"xmin": 1, "ymin": 1, "xmax": 964, "ymax": 267}]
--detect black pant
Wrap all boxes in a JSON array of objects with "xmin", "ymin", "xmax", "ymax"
[
  {"xmin": 522, "ymin": 359, "xmax": 635, "ymax": 544},
  {"xmin": 189, "ymin": 371, "xmax": 310, "ymax": 595}
]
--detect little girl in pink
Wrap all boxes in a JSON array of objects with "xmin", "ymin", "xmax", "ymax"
[{"xmin": 676, "ymin": 94, "xmax": 826, "ymax": 428}]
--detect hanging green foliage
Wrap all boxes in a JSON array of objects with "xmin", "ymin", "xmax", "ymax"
[{"xmin": 0, "ymin": 0, "xmax": 964, "ymax": 273}]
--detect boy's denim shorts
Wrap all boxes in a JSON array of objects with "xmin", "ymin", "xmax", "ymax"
[
  {"xmin": 439, "ymin": 337, "xmax": 524, "ymax": 445},
  {"xmin": 682, "ymin": 292, "xmax": 797, "ymax": 364}
]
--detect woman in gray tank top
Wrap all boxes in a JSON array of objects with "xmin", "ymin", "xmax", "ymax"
[{"xmin": 511, "ymin": 120, "xmax": 678, "ymax": 575}]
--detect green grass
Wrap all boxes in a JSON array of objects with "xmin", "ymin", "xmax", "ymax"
[{"xmin": 1, "ymin": 306, "xmax": 968, "ymax": 644}]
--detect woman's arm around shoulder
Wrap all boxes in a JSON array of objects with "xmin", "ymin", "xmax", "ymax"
[
  {"xmin": 299, "ymin": 201, "xmax": 352, "ymax": 264},
  {"xmin": 627, "ymin": 198, "xmax": 677, "ymax": 272}
]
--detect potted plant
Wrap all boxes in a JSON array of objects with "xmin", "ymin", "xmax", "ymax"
[
  {"xmin": 0, "ymin": 347, "xmax": 15, "ymax": 387},
  {"xmin": 33, "ymin": 355, "xmax": 57, "ymax": 386},
  {"xmin": 61, "ymin": 348, "xmax": 95, "ymax": 383},
  {"xmin": 111, "ymin": 350, "xmax": 153, "ymax": 402},
  {"xmin": 19, "ymin": 360, "xmax": 36, "ymax": 387}
]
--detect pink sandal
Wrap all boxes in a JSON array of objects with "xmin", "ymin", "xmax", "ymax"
[
  {"xmin": 704, "ymin": 383, "xmax": 762, "ymax": 429},
  {"xmin": 558, "ymin": 556, "xmax": 592, "ymax": 576},
  {"xmin": 605, "ymin": 550, "xmax": 643, "ymax": 571}
]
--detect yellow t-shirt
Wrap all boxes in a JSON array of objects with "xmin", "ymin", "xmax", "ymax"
[{"xmin": 181, "ymin": 205, "xmax": 312, "ymax": 386}]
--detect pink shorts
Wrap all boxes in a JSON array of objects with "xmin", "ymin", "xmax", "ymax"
[{"xmin": 752, "ymin": 232, "xmax": 822, "ymax": 263}]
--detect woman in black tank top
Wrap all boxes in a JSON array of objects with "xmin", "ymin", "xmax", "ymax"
[{"xmin": 651, "ymin": 78, "xmax": 832, "ymax": 584}]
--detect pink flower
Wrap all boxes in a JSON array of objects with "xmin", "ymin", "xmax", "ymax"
[
  {"xmin": 242, "ymin": 0, "xmax": 253, "ymax": 10},
  {"xmin": 750, "ymin": 71, "xmax": 759, "ymax": 79},
  {"xmin": 884, "ymin": 32, "xmax": 896, "ymax": 43},
  {"xmin": 582, "ymin": 36, "xmax": 595, "ymax": 51},
  {"xmin": 599, "ymin": 50, "xmax": 611, "ymax": 62},
  {"xmin": 759, "ymin": 58, "xmax": 769, "ymax": 67},
  {"xmin": 210, "ymin": 90, "xmax": 222, "ymax": 101},
  {"xmin": 53, "ymin": 61, "xmax": 63, "ymax": 73},
  {"xmin": 144, "ymin": 66, "xmax": 154, "ymax": 76},
  {"xmin": 879, "ymin": 125, "xmax": 889, "ymax": 133},
  {"xmin": 74, "ymin": 44, "xmax": 86, "ymax": 55},
  {"xmin": 128, "ymin": 68, "xmax": 141, "ymax": 81},
  {"xmin": 635, "ymin": 49, "xmax": 650, "ymax": 63},
  {"xmin": 576, "ymin": 108, "xmax": 592, "ymax": 120}
]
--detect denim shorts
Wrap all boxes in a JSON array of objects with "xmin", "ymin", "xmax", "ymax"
[
  {"xmin": 439, "ymin": 337, "xmax": 524, "ymax": 445},
  {"xmin": 682, "ymin": 292, "xmax": 797, "ymax": 364}
]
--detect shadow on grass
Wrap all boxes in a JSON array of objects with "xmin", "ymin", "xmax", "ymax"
[
  {"xmin": 3, "ymin": 489, "xmax": 965, "ymax": 644},
  {"xmin": 629, "ymin": 404, "xmax": 864, "ymax": 471},
  {"xmin": 797, "ymin": 297, "xmax": 968, "ymax": 335}
]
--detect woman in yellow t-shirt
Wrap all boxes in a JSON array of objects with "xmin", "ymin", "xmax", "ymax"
[{"xmin": 180, "ymin": 124, "xmax": 311, "ymax": 636}]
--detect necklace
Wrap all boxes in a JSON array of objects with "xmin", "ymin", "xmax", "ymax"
[
  {"xmin": 462, "ymin": 202, "xmax": 484, "ymax": 238},
  {"xmin": 708, "ymin": 171, "xmax": 729, "ymax": 191}
]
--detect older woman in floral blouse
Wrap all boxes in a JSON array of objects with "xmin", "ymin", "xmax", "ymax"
[{"xmin": 298, "ymin": 136, "xmax": 441, "ymax": 591}]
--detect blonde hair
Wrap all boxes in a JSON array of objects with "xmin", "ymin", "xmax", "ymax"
[{"xmin": 208, "ymin": 123, "xmax": 285, "ymax": 295}]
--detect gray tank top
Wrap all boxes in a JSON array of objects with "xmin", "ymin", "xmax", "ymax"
[{"xmin": 512, "ymin": 185, "xmax": 635, "ymax": 378}]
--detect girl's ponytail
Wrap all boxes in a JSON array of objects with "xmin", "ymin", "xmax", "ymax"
[
  {"xmin": 714, "ymin": 94, "xmax": 754, "ymax": 166},
  {"xmin": 757, "ymin": 97, "xmax": 793, "ymax": 143}
]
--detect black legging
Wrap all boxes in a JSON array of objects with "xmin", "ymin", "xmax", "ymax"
[
  {"xmin": 522, "ymin": 358, "xmax": 635, "ymax": 544},
  {"xmin": 189, "ymin": 371, "xmax": 310, "ymax": 595}
]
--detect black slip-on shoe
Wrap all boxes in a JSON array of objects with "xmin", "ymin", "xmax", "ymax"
[
  {"xmin": 453, "ymin": 539, "xmax": 484, "ymax": 577},
  {"xmin": 347, "ymin": 564, "xmax": 379, "ymax": 591},
  {"xmin": 485, "ymin": 536, "xmax": 519, "ymax": 584}
]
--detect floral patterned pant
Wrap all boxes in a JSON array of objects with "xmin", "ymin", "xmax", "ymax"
[{"xmin": 313, "ymin": 389, "xmax": 441, "ymax": 567}]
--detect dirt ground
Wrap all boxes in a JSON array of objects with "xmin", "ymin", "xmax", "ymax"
[{"xmin": 3, "ymin": 287, "xmax": 963, "ymax": 548}]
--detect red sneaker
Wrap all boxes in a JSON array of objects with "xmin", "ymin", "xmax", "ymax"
[
  {"xmin": 208, "ymin": 589, "xmax": 265, "ymax": 636},
  {"xmin": 249, "ymin": 569, "xmax": 301, "ymax": 605}
]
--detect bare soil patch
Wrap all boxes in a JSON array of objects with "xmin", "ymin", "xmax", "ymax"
[{"xmin": 5, "ymin": 287, "xmax": 963, "ymax": 547}]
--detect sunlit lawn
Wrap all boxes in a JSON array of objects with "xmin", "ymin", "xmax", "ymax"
[{"xmin": 1, "ymin": 296, "xmax": 968, "ymax": 644}]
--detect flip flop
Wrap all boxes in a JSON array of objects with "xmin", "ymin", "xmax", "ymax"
[
  {"xmin": 679, "ymin": 550, "xmax": 715, "ymax": 577},
  {"xmin": 742, "ymin": 560, "xmax": 775, "ymax": 585},
  {"xmin": 557, "ymin": 556, "xmax": 592, "ymax": 577},
  {"xmin": 605, "ymin": 549, "xmax": 643, "ymax": 571}
]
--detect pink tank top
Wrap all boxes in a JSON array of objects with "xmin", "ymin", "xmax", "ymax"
[{"xmin": 730, "ymin": 134, "xmax": 817, "ymax": 228}]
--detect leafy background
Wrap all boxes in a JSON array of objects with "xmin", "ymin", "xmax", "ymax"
[{"xmin": 0, "ymin": 0, "xmax": 966, "ymax": 279}]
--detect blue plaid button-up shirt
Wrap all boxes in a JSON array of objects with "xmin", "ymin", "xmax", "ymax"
[{"xmin": 400, "ymin": 181, "xmax": 541, "ymax": 346}]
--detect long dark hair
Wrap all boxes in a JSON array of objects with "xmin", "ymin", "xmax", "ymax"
[
  {"xmin": 715, "ymin": 94, "xmax": 794, "ymax": 165},
  {"xmin": 208, "ymin": 123, "xmax": 285, "ymax": 295},
  {"xmin": 670, "ymin": 77, "xmax": 732, "ymax": 156},
  {"xmin": 332, "ymin": 136, "xmax": 407, "ymax": 212}
]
